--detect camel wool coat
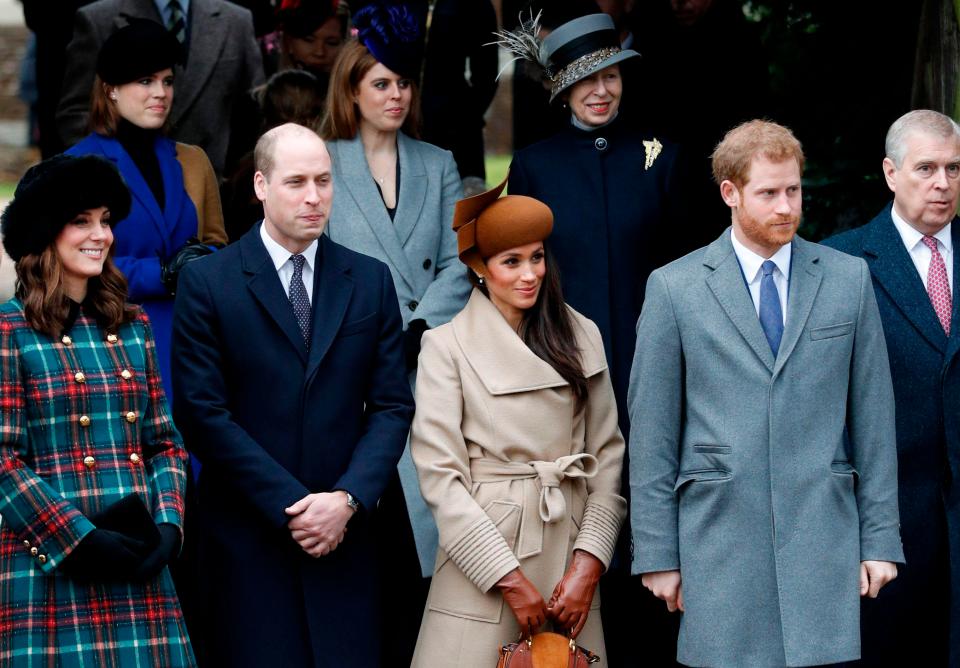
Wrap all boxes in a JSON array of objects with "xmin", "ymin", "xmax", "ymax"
[{"xmin": 410, "ymin": 290, "xmax": 626, "ymax": 667}]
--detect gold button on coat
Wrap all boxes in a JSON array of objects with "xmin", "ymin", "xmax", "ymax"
[
  {"xmin": 79, "ymin": 415, "xmax": 91, "ymax": 427},
  {"xmin": 83, "ymin": 456, "xmax": 95, "ymax": 469},
  {"xmin": 125, "ymin": 411, "xmax": 137, "ymax": 423},
  {"xmin": 37, "ymin": 554, "xmax": 47, "ymax": 564},
  {"xmin": 106, "ymin": 334, "xmax": 118, "ymax": 343},
  {"xmin": 61, "ymin": 335, "xmax": 72, "ymax": 346},
  {"xmin": 120, "ymin": 369, "xmax": 132, "ymax": 380},
  {"xmin": 23, "ymin": 540, "xmax": 30, "ymax": 549},
  {"xmin": 129, "ymin": 453, "xmax": 142, "ymax": 464},
  {"xmin": 30, "ymin": 547, "xmax": 38, "ymax": 557},
  {"xmin": 74, "ymin": 372, "xmax": 86, "ymax": 383}
]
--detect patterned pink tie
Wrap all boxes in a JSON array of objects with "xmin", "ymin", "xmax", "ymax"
[{"xmin": 922, "ymin": 236, "xmax": 952, "ymax": 336}]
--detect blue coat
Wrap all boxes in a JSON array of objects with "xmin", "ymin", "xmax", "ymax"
[
  {"xmin": 66, "ymin": 133, "xmax": 199, "ymax": 400},
  {"xmin": 825, "ymin": 207, "xmax": 960, "ymax": 667},
  {"xmin": 170, "ymin": 228, "xmax": 414, "ymax": 667}
]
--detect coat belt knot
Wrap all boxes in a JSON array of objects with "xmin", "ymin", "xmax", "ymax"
[{"xmin": 471, "ymin": 453, "xmax": 598, "ymax": 557}]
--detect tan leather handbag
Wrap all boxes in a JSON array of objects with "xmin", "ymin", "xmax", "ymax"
[{"xmin": 496, "ymin": 632, "xmax": 600, "ymax": 667}]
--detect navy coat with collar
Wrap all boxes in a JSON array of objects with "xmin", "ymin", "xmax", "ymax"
[
  {"xmin": 824, "ymin": 206, "xmax": 960, "ymax": 667},
  {"xmin": 170, "ymin": 227, "xmax": 414, "ymax": 667}
]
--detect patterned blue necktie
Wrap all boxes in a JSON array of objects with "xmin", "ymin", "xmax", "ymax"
[
  {"xmin": 288, "ymin": 254, "xmax": 311, "ymax": 348},
  {"xmin": 759, "ymin": 260, "xmax": 783, "ymax": 356},
  {"xmin": 167, "ymin": 0, "xmax": 186, "ymax": 44}
]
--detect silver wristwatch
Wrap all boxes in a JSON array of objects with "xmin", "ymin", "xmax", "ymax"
[{"xmin": 344, "ymin": 491, "xmax": 359, "ymax": 513}]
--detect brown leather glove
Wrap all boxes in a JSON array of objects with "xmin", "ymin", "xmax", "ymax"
[
  {"xmin": 495, "ymin": 568, "xmax": 549, "ymax": 637},
  {"xmin": 547, "ymin": 550, "xmax": 604, "ymax": 637}
]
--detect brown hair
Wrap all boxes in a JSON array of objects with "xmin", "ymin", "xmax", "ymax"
[
  {"xmin": 15, "ymin": 244, "xmax": 138, "ymax": 337},
  {"xmin": 319, "ymin": 39, "xmax": 421, "ymax": 140},
  {"xmin": 468, "ymin": 249, "xmax": 589, "ymax": 411},
  {"xmin": 258, "ymin": 70, "xmax": 326, "ymax": 134},
  {"xmin": 88, "ymin": 74, "xmax": 172, "ymax": 137},
  {"xmin": 711, "ymin": 120, "xmax": 805, "ymax": 187}
]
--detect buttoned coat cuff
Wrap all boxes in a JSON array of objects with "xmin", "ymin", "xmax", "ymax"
[
  {"xmin": 445, "ymin": 516, "xmax": 521, "ymax": 593},
  {"xmin": 573, "ymin": 495, "xmax": 626, "ymax": 569}
]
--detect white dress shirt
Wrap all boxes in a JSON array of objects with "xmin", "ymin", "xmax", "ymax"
[
  {"xmin": 890, "ymin": 205, "xmax": 953, "ymax": 291},
  {"xmin": 730, "ymin": 228, "xmax": 791, "ymax": 325},
  {"xmin": 260, "ymin": 223, "xmax": 317, "ymax": 303}
]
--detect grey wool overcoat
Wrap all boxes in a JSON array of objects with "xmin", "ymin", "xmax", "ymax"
[
  {"xmin": 628, "ymin": 230, "xmax": 904, "ymax": 667},
  {"xmin": 410, "ymin": 291, "xmax": 626, "ymax": 667}
]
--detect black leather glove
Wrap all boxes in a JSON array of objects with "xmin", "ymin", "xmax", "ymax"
[
  {"xmin": 133, "ymin": 524, "xmax": 181, "ymax": 580},
  {"xmin": 161, "ymin": 238, "xmax": 216, "ymax": 296},
  {"xmin": 62, "ymin": 529, "xmax": 155, "ymax": 580},
  {"xmin": 404, "ymin": 319, "xmax": 428, "ymax": 372}
]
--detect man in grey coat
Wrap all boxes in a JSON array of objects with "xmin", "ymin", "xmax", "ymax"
[
  {"xmin": 629, "ymin": 120, "xmax": 903, "ymax": 667},
  {"xmin": 56, "ymin": 0, "xmax": 264, "ymax": 177}
]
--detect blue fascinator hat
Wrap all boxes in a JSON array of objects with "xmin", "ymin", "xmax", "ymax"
[{"xmin": 352, "ymin": 1, "xmax": 422, "ymax": 80}]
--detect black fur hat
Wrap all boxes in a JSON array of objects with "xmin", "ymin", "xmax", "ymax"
[
  {"xmin": 97, "ymin": 20, "xmax": 183, "ymax": 85},
  {"xmin": 1, "ymin": 155, "xmax": 131, "ymax": 262}
]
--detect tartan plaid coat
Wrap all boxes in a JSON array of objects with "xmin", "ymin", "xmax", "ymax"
[{"xmin": 0, "ymin": 299, "xmax": 195, "ymax": 667}]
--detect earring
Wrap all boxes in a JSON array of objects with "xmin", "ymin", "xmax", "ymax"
[
  {"xmin": 110, "ymin": 91, "xmax": 118, "ymax": 100},
  {"xmin": 478, "ymin": 276, "xmax": 485, "ymax": 285}
]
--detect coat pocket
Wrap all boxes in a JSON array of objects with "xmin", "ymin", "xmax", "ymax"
[
  {"xmin": 809, "ymin": 322, "xmax": 854, "ymax": 340},
  {"xmin": 693, "ymin": 444, "xmax": 731, "ymax": 454},
  {"xmin": 830, "ymin": 460, "xmax": 859, "ymax": 480},
  {"xmin": 427, "ymin": 500, "xmax": 521, "ymax": 623},
  {"xmin": 673, "ymin": 468, "xmax": 731, "ymax": 492}
]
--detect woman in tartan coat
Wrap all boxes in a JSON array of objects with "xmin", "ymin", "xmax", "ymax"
[{"xmin": 0, "ymin": 154, "xmax": 194, "ymax": 666}]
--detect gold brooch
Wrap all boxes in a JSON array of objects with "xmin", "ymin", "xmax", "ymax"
[{"xmin": 643, "ymin": 138, "xmax": 663, "ymax": 170}]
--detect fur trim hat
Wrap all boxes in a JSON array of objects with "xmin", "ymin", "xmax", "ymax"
[
  {"xmin": 96, "ymin": 20, "xmax": 183, "ymax": 85},
  {"xmin": 2, "ymin": 155, "xmax": 131, "ymax": 262},
  {"xmin": 453, "ymin": 175, "xmax": 554, "ymax": 275}
]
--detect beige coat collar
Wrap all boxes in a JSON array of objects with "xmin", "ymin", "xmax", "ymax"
[{"xmin": 451, "ymin": 289, "xmax": 607, "ymax": 395}]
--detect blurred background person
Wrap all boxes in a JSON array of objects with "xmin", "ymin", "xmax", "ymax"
[
  {"xmin": 410, "ymin": 181, "xmax": 625, "ymax": 667},
  {"xmin": 223, "ymin": 69, "xmax": 327, "ymax": 240},
  {"xmin": 0, "ymin": 153, "xmax": 192, "ymax": 666},
  {"xmin": 57, "ymin": 0, "xmax": 264, "ymax": 178},
  {"xmin": 64, "ymin": 20, "xmax": 227, "ymax": 400},
  {"xmin": 320, "ymin": 3, "xmax": 469, "ymax": 663},
  {"xmin": 502, "ymin": 12, "xmax": 693, "ymax": 665}
]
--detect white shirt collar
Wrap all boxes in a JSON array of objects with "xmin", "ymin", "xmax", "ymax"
[
  {"xmin": 890, "ymin": 204, "xmax": 953, "ymax": 253},
  {"xmin": 259, "ymin": 221, "xmax": 318, "ymax": 273},
  {"xmin": 729, "ymin": 228, "xmax": 792, "ymax": 283}
]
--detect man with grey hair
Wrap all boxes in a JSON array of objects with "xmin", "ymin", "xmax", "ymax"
[{"xmin": 824, "ymin": 109, "xmax": 960, "ymax": 666}]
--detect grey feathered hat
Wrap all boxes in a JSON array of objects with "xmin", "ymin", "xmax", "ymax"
[{"xmin": 493, "ymin": 12, "xmax": 639, "ymax": 102}]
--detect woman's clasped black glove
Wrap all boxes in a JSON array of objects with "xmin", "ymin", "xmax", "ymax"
[
  {"xmin": 161, "ymin": 238, "xmax": 216, "ymax": 296},
  {"xmin": 495, "ymin": 568, "xmax": 549, "ymax": 637},
  {"xmin": 404, "ymin": 319, "xmax": 428, "ymax": 372},
  {"xmin": 62, "ymin": 529, "xmax": 155, "ymax": 580},
  {"xmin": 133, "ymin": 524, "xmax": 181, "ymax": 580}
]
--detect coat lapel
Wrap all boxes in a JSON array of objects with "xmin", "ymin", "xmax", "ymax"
[
  {"xmin": 167, "ymin": 0, "xmax": 229, "ymax": 130},
  {"xmin": 305, "ymin": 236, "xmax": 353, "ymax": 383},
  {"xmin": 333, "ymin": 137, "xmax": 416, "ymax": 289},
  {"xmin": 944, "ymin": 219, "xmax": 960, "ymax": 366},
  {"xmin": 862, "ymin": 207, "xmax": 948, "ymax": 353},
  {"xmin": 773, "ymin": 237, "xmax": 822, "ymax": 375},
  {"xmin": 93, "ymin": 135, "xmax": 168, "ymax": 245},
  {"xmin": 241, "ymin": 225, "xmax": 308, "ymax": 363},
  {"xmin": 393, "ymin": 133, "xmax": 428, "ymax": 246},
  {"xmin": 115, "ymin": 0, "xmax": 161, "ymax": 27},
  {"xmin": 704, "ymin": 231, "xmax": 776, "ymax": 373},
  {"xmin": 452, "ymin": 290, "xmax": 607, "ymax": 395}
]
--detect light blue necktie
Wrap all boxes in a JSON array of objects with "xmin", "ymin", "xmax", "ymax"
[{"xmin": 759, "ymin": 260, "xmax": 783, "ymax": 356}]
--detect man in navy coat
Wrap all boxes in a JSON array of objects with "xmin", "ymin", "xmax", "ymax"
[
  {"xmin": 171, "ymin": 123, "xmax": 414, "ymax": 666},
  {"xmin": 824, "ymin": 109, "xmax": 960, "ymax": 667}
]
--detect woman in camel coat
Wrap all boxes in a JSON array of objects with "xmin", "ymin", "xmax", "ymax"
[{"xmin": 410, "ymin": 180, "xmax": 626, "ymax": 667}]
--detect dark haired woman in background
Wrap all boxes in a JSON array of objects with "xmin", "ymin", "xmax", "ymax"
[
  {"xmin": 410, "ymin": 180, "xmax": 625, "ymax": 666},
  {"xmin": 0, "ymin": 154, "xmax": 193, "ymax": 666},
  {"xmin": 65, "ymin": 20, "xmax": 227, "ymax": 399}
]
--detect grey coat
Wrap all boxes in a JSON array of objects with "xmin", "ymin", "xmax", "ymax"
[
  {"xmin": 56, "ymin": 0, "xmax": 264, "ymax": 176},
  {"xmin": 325, "ymin": 132, "xmax": 470, "ymax": 575},
  {"xmin": 325, "ymin": 132, "xmax": 469, "ymax": 330},
  {"xmin": 628, "ymin": 230, "xmax": 904, "ymax": 667}
]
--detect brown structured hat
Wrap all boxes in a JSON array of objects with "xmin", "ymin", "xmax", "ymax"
[{"xmin": 453, "ymin": 176, "xmax": 554, "ymax": 275}]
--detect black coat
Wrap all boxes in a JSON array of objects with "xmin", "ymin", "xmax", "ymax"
[
  {"xmin": 509, "ymin": 119, "xmax": 696, "ymax": 436},
  {"xmin": 824, "ymin": 207, "xmax": 960, "ymax": 667},
  {"xmin": 171, "ymin": 229, "xmax": 414, "ymax": 667}
]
